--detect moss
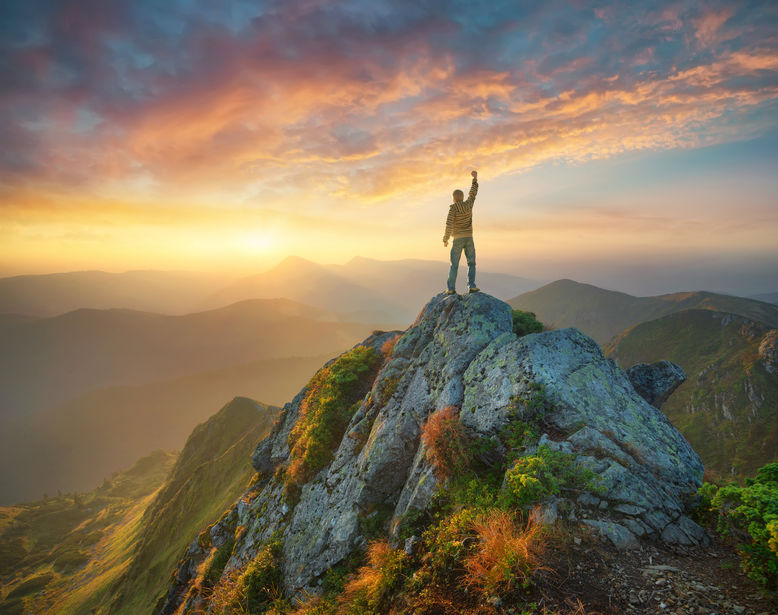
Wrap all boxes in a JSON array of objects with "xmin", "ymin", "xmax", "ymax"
[{"xmin": 287, "ymin": 346, "xmax": 381, "ymax": 490}]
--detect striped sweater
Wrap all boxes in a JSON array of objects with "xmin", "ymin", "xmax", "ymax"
[{"xmin": 443, "ymin": 178, "xmax": 478, "ymax": 242}]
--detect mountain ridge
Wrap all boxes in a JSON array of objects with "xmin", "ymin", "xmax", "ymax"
[{"xmin": 509, "ymin": 278, "xmax": 778, "ymax": 344}]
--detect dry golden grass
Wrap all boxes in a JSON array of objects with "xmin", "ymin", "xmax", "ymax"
[
  {"xmin": 198, "ymin": 567, "xmax": 249, "ymax": 615},
  {"xmin": 420, "ymin": 406, "xmax": 471, "ymax": 480},
  {"xmin": 336, "ymin": 539, "xmax": 407, "ymax": 614},
  {"xmin": 463, "ymin": 508, "xmax": 549, "ymax": 596}
]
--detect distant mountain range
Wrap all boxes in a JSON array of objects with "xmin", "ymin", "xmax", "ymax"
[
  {"xmin": 0, "ymin": 297, "xmax": 372, "ymax": 419},
  {"xmin": 509, "ymin": 279, "xmax": 778, "ymax": 345},
  {"xmin": 196, "ymin": 255, "xmax": 542, "ymax": 322},
  {"xmin": 607, "ymin": 309, "xmax": 777, "ymax": 478},
  {"xmin": 0, "ymin": 257, "xmax": 540, "ymax": 322},
  {"xmin": 0, "ymin": 269, "xmax": 231, "ymax": 317},
  {"xmin": 0, "ymin": 297, "xmax": 378, "ymax": 504}
]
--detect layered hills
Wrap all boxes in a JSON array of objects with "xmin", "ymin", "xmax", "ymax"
[
  {"xmin": 0, "ymin": 269, "xmax": 230, "ymax": 318},
  {"xmin": 202, "ymin": 256, "xmax": 539, "ymax": 321},
  {"xmin": 607, "ymin": 309, "xmax": 778, "ymax": 478},
  {"xmin": 0, "ymin": 297, "xmax": 376, "ymax": 505},
  {"xmin": 509, "ymin": 279, "xmax": 778, "ymax": 345},
  {"xmin": 0, "ymin": 297, "xmax": 372, "ymax": 419}
]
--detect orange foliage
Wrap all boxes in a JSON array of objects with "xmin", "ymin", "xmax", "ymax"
[
  {"xmin": 336, "ymin": 539, "xmax": 407, "ymax": 613},
  {"xmin": 421, "ymin": 406, "xmax": 471, "ymax": 480},
  {"xmin": 463, "ymin": 509, "xmax": 548, "ymax": 595},
  {"xmin": 381, "ymin": 333, "xmax": 402, "ymax": 358}
]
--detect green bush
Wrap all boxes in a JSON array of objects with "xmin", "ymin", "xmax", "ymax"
[
  {"xmin": 237, "ymin": 538, "xmax": 283, "ymax": 612},
  {"xmin": 204, "ymin": 537, "xmax": 235, "ymax": 586},
  {"xmin": 287, "ymin": 346, "xmax": 381, "ymax": 487},
  {"xmin": 502, "ymin": 445, "xmax": 602, "ymax": 508},
  {"xmin": 697, "ymin": 462, "xmax": 778, "ymax": 588},
  {"xmin": 511, "ymin": 310, "xmax": 544, "ymax": 337}
]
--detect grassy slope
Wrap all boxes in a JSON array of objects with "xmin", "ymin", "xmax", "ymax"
[
  {"xmin": 0, "ymin": 450, "xmax": 177, "ymax": 615},
  {"xmin": 606, "ymin": 309, "xmax": 778, "ymax": 478},
  {"xmin": 105, "ymin": 396, "xmax": 278, "ymax": 615},
  {"xmin": 508, "ymin": 279, "xmax": 778, "ymax": 344}
]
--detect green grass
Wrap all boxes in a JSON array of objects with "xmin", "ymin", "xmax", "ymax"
[
  {"xmin": 0, "ymin": 450, "xmax": 177, "ymax": 614},
  {"xmin": 286, "ymin": 345, "xmax": 381, "ymax": 491},
  {"xmin": 106, "ymin": 396, "xmax": 277, "ymax": 615}
]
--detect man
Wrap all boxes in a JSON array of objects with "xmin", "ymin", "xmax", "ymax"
[{"xmin": 443, "ymin": 169, "xmax": 479, "ymax": 294}]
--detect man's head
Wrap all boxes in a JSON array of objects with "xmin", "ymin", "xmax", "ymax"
[{"xmin": 452, "ymin": 189, "xmax": 464, "ymax": 203}]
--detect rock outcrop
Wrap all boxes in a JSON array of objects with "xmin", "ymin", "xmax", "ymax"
[
  {"xmin": 158, "ymin": 293, "xmax": 707, "ymax": 613},
  {"xmin": 759, "ymin": 329, "xmax": 778, "ymax": 375},
  {"xmin": 625, "ymin": 360, "xmax": 686, "ymax": 408}
]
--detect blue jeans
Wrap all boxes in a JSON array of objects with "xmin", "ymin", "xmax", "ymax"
[{"xmin": 447, "ymin": 236, "xmax": 476, "ymax": 291}]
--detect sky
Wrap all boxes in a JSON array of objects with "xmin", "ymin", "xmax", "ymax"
[{"xmin": 1, "ymin": 0, "xmax": 777, "ymax": 295}]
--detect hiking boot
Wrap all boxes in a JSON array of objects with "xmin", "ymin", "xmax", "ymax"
[
  {"xmin": 445, "ymin": 289, "xmax": 456, "ymax": 295},
  {"xmin": 468, "ymin": 286, "xmax": 480, "ymax": 293}
]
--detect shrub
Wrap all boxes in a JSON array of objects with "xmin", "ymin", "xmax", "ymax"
[
  {"xmin": 419, "ymin": 507, "xmax": 481, "ymax": 583},
  {"xmin": 208, "ymin": 537, "xmax": 285, "ymax": 614},
  {"xmin": 421, "ymin": 406, "xmax": 472, "ymax": 481},
  {"xmin": 463, "ymin": 509, "xmax": 547, "ymax": 595},
  {"xmin": 238, "ymin": 538, "xmax": 284, "ymax": 612},
  {"xmin": 204, "ymin": 537, "xmax": 235, "ymax": 586},
  {"xmin": 338, "ymin": 540, "xmax": 408, "ymax": 614},
  {"xmin": 288, "ymin": 346, "xmax": 381, "ymax": 487},
  {"xmin": 511, "ymin": 310, "xmax": 544, "ymax": 337},
  {"xmin": 381, "ymin": 333, "xmax": 402, "ymax": 358},
  {"xmin": 502, "ymin": 445, "xmax": 602, "ymax": 508},
  {"xmin": 697, "ymin": 462, "xmax": 778, "ymax": 588}
]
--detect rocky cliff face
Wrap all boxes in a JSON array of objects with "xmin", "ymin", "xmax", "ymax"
[{"xmin": 158, "ymin": 293, "xmax": 706, "ymax": 613}]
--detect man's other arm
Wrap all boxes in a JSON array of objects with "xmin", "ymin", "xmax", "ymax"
[{"xmin": 443, "ymin": 210, "xmax": 454, "ymax": 245}]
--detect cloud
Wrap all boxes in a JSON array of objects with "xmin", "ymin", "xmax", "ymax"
[{"xmin": 0, "ymin": 0, "xmax": 776, "ymax": 209}]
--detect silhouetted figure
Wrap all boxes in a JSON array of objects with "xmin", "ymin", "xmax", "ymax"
[{"xmin": 443, "ymin": 170, "xmax": 479, "ymax": 294}]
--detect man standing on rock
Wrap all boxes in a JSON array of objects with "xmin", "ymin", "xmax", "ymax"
[{"xmin": 443, "ymin": 170, "xmax": 479, "ymax": 294}]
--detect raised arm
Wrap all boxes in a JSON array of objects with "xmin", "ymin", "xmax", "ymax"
[{"xmin": 466, "ymin": 170, "xmax": 478, "ymax": 206}]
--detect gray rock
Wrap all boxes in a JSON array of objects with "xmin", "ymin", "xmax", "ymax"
[
  {"xmin": 626, "ymin": 360, "xmax": 686, "ymax": 408},
  {"xmin": 758, "ymin": 329, "xmax": 778, "ymax": 375},
  {"xmin": 157, "ymin": 292, "xmax": 707, "ymax": 610},
  {"xmin": 583, "ymin": 519, "xmax": 639, "ymax": 549}
]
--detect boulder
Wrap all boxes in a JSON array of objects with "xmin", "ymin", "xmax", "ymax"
[{"xmin": 625, "ymin": 360, "xmax": 686, "ymax": 408}]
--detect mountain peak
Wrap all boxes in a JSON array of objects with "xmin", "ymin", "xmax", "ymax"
[{"xmin": 158, "ymin": 291, "xmax": 706, "ymax": 611}]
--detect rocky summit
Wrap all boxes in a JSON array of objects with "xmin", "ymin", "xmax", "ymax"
[{"xmin": 158, "ymin": 292, "xmax": 707, "ymax": 613}]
